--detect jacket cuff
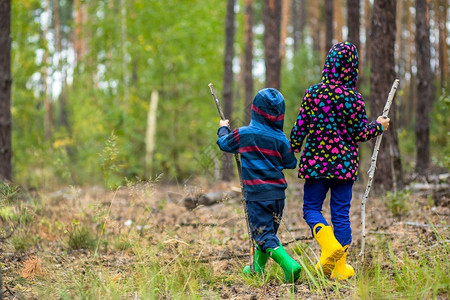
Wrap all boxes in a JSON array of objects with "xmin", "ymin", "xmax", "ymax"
[
  {"xmin": 375, "ymin": 121, "xmax": 384, "ymax": 133},
  {"xmin": 217, "ymin": 126, "xmax": 231, "ymax": 137}
]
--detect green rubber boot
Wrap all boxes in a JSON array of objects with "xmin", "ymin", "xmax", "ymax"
[
  {"xmin": 267, "ymin": 244, "xmax": 302, "ymax": 283},
  {"xmin": 243, "ymin": 245, "xmax": 270, "ymax": 275}
]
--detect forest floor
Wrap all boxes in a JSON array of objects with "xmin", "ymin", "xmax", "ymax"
[{"xmin": 1, "ymin": 175, "xmax": 449, "ymax": 299}]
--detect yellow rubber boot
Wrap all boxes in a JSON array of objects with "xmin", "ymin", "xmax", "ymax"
[
  {"xmin": 313, "ymin": 223, "xmax": 345, "ymax": 276},
  {"xmin": 331, "ymin": 245, "xmax": 355, "ymax": 280}
]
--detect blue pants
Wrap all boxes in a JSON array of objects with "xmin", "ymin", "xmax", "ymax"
[
  {"xmin": 246, "ymin": 199, "xmax": 284, "ymax": 252},
  {"xmin": 303, "ymin": 179, "xmax": 354, "ymax": 246}
]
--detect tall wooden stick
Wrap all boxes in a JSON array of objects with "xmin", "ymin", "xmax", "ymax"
[
  {"xmin": 359, "ymin": 79, "xmax": 399, "ymax": 260},
  {"xmin": 208, "ymin": 83, "xmax": 255, "ymax": 273}
]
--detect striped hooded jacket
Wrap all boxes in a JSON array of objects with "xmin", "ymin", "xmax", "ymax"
[
  {"xmin": 290, "ymin": 42, "xmax": 383, "ymax": 181},
  {"xmin": 217, "ymin": 88, "xmax": 297, "ymax": 201}
]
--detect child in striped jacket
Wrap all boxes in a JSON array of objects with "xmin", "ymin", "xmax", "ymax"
[{"xmin": 217, "ymin": 88, "xmax": 301, "ymax": 283}]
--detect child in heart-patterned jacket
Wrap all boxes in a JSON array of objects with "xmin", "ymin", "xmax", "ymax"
[{"xmin": 290, "ymin": 42, "xmax": 390, "ymax": 279}]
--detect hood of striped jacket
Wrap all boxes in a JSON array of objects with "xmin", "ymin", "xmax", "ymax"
[{"xmin": 249, "ymin": 88, "xmax": 285, "ymax": 132}]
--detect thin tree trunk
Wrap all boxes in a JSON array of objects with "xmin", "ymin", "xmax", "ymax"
[
  {"xmin": 347, "ymin": 0, "xmax": 361, "ymax": 92},
  {"xmin": 437, "ymin": 0, "xmax": 448, "ymax": 89},
  {"xmin": 43, "ymin": 0, "xmax": 52, "ymax": 140},
  {"xmin": 121, "ymin": 0, "xmax": 129, "ymax": 113},
  {"xmin": 53, "ymin": 0, "xmax": 66, "ymax": 137},
  {"xmin": 347, "ymin": 0, "xmax": 360, "ymax": 50},
  {"xmin": 264, "ymin": 0, "xmax": 282, "ymax": 90},
  {"xmin": 0, "ymin": 267, "xmax": 2, "ymax": 300},
  {"xmin": 395, "ymin": 0, "xmax": 403, "ymax": 73},
  {"xmin": 415, "ymin": 0, "xmax": 435, "ymax": 176},
  {"xmin": 394, "ymin": 0, "xmax": 405, "ymax": 128},
  {"xmin": 222, "ymin": 0, "xmax": 236, "ymax": 181},
  {"xmin": 52, "ymin": 0, "xmax": 61, "ymax": 53},
  {"xmin": 74, "ymin": 0, "xmax": 85, "ymax": 63},
  {"xmin": 292, "ymin": 0, "xmax": 306, "ymax": 51},
  {"xmin": 145, "ymin": 90, "xmax": 158, "ymax": 178},
  {"xmin": 325, "ymin": 0, "xmax": 334, "ymax": 51},
  {"xmin": 244, "ymin": 0, "xmax": 254, "ymax": 124},
  {"xmin": 334, "ymin": 0, "xmax": 343, "ymax": 43},
  {"xmin": 362, "ymin": 0, "xmax": 372, "ymax": 71},
  {"xmin": 0, "ymin": 0, "xmax": 12, "ymax": 181},
  {"xmin": 370, "ymin": 0, "xmax": 402, "ymax": 192},
  {"xmin": 405, "ymin": 0, "xmax": 415, "ymax": 129},
  {"xmin": 308, "ymin": 0, "xmax": 321, "ymax": 53},
  {"xmin": 280, "ymin": 0, "xmax": 290, "ymax": 62}
]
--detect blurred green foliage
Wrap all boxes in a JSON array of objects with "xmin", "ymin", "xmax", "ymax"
[{"xmin": 430, "ymin": 88, "xmax": 450, "ymax": 170}]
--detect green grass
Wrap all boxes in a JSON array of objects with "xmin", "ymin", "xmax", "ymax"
[
  {"xmin": 357, "ymin": 229, "xmax": 449, "ymax": 299},
  {"xmin": 2, "ymin": 183, "xmax": 449, "ymax": 299},
  {"xmin": 17, "ymin": 224, "xmax": 450, "ymax": 299}
]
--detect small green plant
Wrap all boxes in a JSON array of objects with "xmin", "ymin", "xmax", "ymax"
[
  {"xmin": 113, "ymin": 235, "xmax": 134, "ymax": 251},
  {"xmin": 99, "ymin": 132, "xmax": 122, "ymax": 190},
  {"xmin": 67, "ymin": 222, "xmax": 97, "ymax": 251},
  {"xmin": 12, "ymin": 230, "xmax": 36, "ymax": 253},
  {"xmin": 0, "ymin": 184, "xmax": 34, "ymax": 245},
  {"xmin": 0, "ymin": 183, "xmax": 20, "ymax": 204},
  {"xmin": 383, "ymin": 189, "xmax": 410, "ymax": 217}
]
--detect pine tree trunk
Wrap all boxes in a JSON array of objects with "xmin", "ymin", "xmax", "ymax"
[
  {"xmin": 347, "ymin": 0, "xmax": 361, "ymax": 91},
  {"xmin": 437, "ymin": 0, "xmax": 448, "ymax": 89},
  {"xmin": 291, "ymin": 0, "xmax": 306, "ymax": 51},
  {"xmin": 395, "ymin": 0, "xmax": 403, "ymax": 70},
  {"xmin": 334, "ymin": 0, "xmax": 343, "ymax": 43},
  {"xmin": 347, "ymin": 0, "xmax": 360, "ymax": 50},
  {"xmin": 415, "ymin": 0, "xmax": 435, "ymax": 176},
  {"xmin": 53, "ymin": 0, "xmax": 66, "ymax": 136},
  {"xmin": 370, "ymin": 0, "xmax": 402, "ymax": 192},
  {"xmin": 74, "ymin": 0, "xmax": 87, "ymax": 63},
  {"xmin": 405, "ymin": 0, "xmax": 415, "ymax": 129},
  {"xmin": 362, "ymin": 0, "xmax": 372, "ymax": 71},
  {"xmin": 325, "ymin": 0, "xmax": 334, "ymax": 51},
  {"xmin": 308, "ymin": 0, "xmax": 321, "ymax": 53},
  {"xmin": 280, "ymin": 0, "xmax": 290, "ymax": 61},
  {"xmin": 0, "ymin": 0, "xmax": 12, "ymax": 182},
  {"xmin": 264, "ymin": 0, "xmax": 282, "ymax": 90},
  {"xmin": 222, "ymin": 0, "xmax": 236, "ymax": 181},
  {"xmin": 244, "ymin": 0, "xmax": 254, "ymax": 124},
  {"xmin": 43, "ymin": 0, "xmax": 52, "ymax": 140}
]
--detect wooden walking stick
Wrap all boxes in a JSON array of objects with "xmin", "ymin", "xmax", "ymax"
[
  {"xmin": 359, "ymin": 79, "xmax": 400, "ymax": 260},
  {"xmin": 208, "ymin": 83, "xmax": 255, "ymax": 272}
]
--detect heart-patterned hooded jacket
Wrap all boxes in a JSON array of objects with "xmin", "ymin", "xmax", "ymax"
[{"xmin": 290, "ymin": 42, "xmax": 383, "ymax": 180}]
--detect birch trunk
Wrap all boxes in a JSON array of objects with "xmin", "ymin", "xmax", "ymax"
[{"xmin": 145, "ymin": 90, "xmax": 159, "ymax": 178}]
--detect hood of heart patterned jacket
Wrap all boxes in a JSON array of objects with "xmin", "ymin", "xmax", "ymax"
[{"xmin": 289, "ymin": 42, "xmax": 384, "ymax": 180}]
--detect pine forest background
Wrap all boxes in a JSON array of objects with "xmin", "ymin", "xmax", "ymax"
[{"xmin": 6, "ymin": 0, "xmax": 449, "ymax": 189}]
